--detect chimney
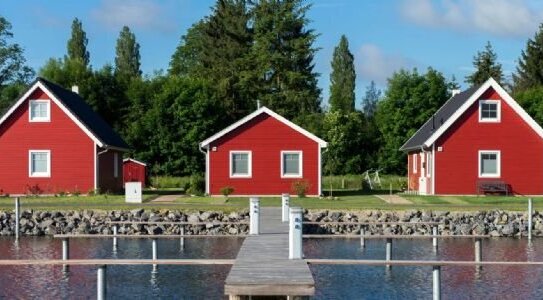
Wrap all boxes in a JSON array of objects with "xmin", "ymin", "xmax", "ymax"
[
  {"xmin": 257, "ymin": 99, "xmax": 261, "ymax": 109},
  {"xmin": 451, "ymin": 89, "xmax": 461, "ymax": 96},
  {"xmin": 71, "ymin": 85, "xmax": 79, "ymax": 94}
]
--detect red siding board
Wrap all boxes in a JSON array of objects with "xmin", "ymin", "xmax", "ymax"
[
  {"xmin": 435, "ymin": 87, "xmax": 543, "ymax": 195},
  {"xmin": 123, "ymin": 161, "xmax": 147, "ymax": 186},
  {"xmin": 209, "ymin": 113, "xmax": 320, "ymax": 196},
  {"xmin": 0, "ymin": 88, "xmax": 95, "ymax": 195}
]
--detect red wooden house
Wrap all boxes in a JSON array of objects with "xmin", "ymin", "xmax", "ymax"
[
  {"xmin": 123, "ymin": 158, "xmax": 147, "ymax": 186},
  {"xmin": 401, "ymin": 78, "xmax": 543, "ymax": 195},
  {"xmin": 199, "ymin": 107, "xmax": 327, "ymax": 196},
  {"xmin": 0, "ymin": 78, "xmax": 129, "ymax": 195}
]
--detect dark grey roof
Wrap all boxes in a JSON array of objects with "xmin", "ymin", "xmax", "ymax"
[
  {"xmin": 400, "ymin": 84, "xmax": 482, "ymax": 151},
  {"xmin": 37, "ymin": 77, "xmax": 129, "ymax": 150}
]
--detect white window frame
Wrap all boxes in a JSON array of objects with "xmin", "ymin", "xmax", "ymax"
[
  {"xmin": 113, "ymin": 152, "xmax": 119, "ymax": 178},
  {"xmin": 478, "ymin": 150, "xmax": 501, "ymax": 178},
  {"xmin": 29, "ymin": 99, "xmax": 51, "ymax": 122},
  {"xmin": 281, "ymin": 150, "xmax": 303, "ymax": 178},
  {"xmin": 413, "ymin": 153, "xmax": 417, "ymax": 174},
  {"xmin": 479, "ymin": 100, "xmax": 501, "ymax": 123},
  {"xmin": 229, "ymin": 151, "xmax": 252, "ymax": 178},
  {"xmin": 29, "ymin": 150, "xmax": 51, "ymax": 178}
]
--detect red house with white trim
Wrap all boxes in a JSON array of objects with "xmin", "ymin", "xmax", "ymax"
[
  {"xmin": 0, "ymin": 78, "xmax": 129, "ymax": 195},
  {"xmin": 401, "ymin": 78, "xmax": 543, "ymax": 195},
  {"xmin": 200, "ymin": 107, "xmax": 327, "ymax": 196}
]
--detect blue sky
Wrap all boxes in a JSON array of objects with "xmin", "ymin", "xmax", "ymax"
[{"xmin": 4, "ymin": 0, "xmax": 543, "ymax": 107}]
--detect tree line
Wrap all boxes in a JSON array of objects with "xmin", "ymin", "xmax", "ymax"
[{"xmin": 1, "ymin": 0, "xmax": 543, "ymax": 177}]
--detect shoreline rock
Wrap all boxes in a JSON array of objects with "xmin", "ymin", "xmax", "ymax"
[{"xmin": 0, "ymin": 209, "xmax": 540, "ymax": 237}]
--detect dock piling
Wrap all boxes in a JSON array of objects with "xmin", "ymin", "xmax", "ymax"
[
  {"xmin": 432, "ymin": 266, "xmax": 441, "ymax": 300},
  {"xmin": 62, "ymin": 238, "xmax": 69, "ymax": 261},
  {"xmin": 474, "ymin": 238, "xmax": 482, "ymax": 270},
  {"xmin": 282, "ymin": 193, "xmax": 290, "ymax": 222},
  {"xmin": 250, "ymin": 197, "xmax": 260, "ymax": 235},
  {"xmin": 97, "ymin": 265, "xmax": 107, "ymax": 300},
  {"xmin": 112, "ymin": 225, "xmax": 118, "ymax": 250},
  {"xmin": 385, "ymin": 238, "xmax": 392, "ymax": 269},
  {"xmin": 180, "ymin": 226, "xmax": 185, "ymax": 250},
  {"xmin": 432, "ymin": 226, "xmax": 438, "ymax": 250},
  {"xmin": 289, "ymin": 207, "xmax": 303, "ymax": 259},
  {"xmin": 14, "ymin": 197, "xmax": 20, "ymax": 240},
  {"xmin": 528, "ymin": 198, "xmax": 533, "ymax": 241},
  {"xmin": 360, "ymin": 226, "xmax": 365, "ymax": 248}
]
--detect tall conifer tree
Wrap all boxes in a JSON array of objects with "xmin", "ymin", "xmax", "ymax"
[
  {"xmin": 465, "ymin": 41, "xmax": 503, "ymax": 85},
  {"xmin": 514, "ymin": 24, "xmax": 543, "ymax": 91},
  {"xmin": 67, "ymin": 18, "xmax": 90, "ymax": 66},
  {"xmin": 115, "ymin": 26, "xmax": 141, "ymax": 78},
  {"xmin": 329, "ymin": 35, "xmax": 355, "ymax": 112},
  {"xmin": 250, "ymin": 0, "xmax": 321, "ymax": 119}
]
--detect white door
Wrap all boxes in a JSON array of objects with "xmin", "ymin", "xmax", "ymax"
[{"xmin": 419, "ymin": 153, "xmax": 427, "ymax": 195}]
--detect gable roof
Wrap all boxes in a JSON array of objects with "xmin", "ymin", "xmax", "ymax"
[
  {"xmin": 0, "ymin": 77, "xmax": 129, "ymax": 151},
  {"xmin": 200, "ymin": 106, "xmax": 327, "ymax": 148},
  {"xmin": 400, "ymin": 77, "xmax": 543, "ymax": 151},
  {"xmin": 123, "ymin": 158, "xmax": 147, "ymax": 166}
]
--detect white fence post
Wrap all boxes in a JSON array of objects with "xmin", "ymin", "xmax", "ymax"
[
  {"xmin": 474, "ymin": 238, "xmax": 482, "ymax": 271},
  {"xmin": 385, "ymin": 238, "xmax": 392, "ymax": 269},
  {"xmin": 289, "ymin": 207, "xmax": 303, "ymax": 259},
  {"xmin": 360, "ymin": 226, "xmax": 365, "ymax": 248},
  {"xmin": 282, "ymin": 193, "xmax": 290, "ymax": 222},
  {"xmin": 250, "ymin": 197, "xmax": 260, "ymax": 235},
  {"xmin": 113, "ymin": 225, "xmax": 118, "ymax": 250},
  {"xmin": 180, "ymin": 225, "xmax": 185, "ymax": 250}
]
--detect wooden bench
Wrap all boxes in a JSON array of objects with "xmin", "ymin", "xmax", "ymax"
[{"xmin": 477, "ymin": 180, "xmax": 509, "ymax": 196}]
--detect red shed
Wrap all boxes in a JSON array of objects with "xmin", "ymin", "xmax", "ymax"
[
  {"xmin": 123, "ymin": 158, "xmax": 147, "ymax": 186},
  {"xmin": 200, "ymin": 107, "xmax": 327, "ymax": 196},
  {"xmin": 0, "ymin": 77, "xmax": 129, "ymax": 195},
  {"xmin": 401, "ymin": 78, "xmax": 543, "ymax": 195}
]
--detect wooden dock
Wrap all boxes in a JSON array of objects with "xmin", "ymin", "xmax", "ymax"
[{"xmin": 224, "ymin": 207, "xmax": 314, "ymax": 298}]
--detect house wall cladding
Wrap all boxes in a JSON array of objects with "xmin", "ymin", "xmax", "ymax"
[
  {"xmin": 435, "ymin": 87, "xmax": 543, "ymax": 195},
  {"xmin": 209, "ymin": 113, "xmax": 320, "ymax": 196},
  {"xmin": 0, "ymin": 88, "xmax": 95, "ymax": 194}
]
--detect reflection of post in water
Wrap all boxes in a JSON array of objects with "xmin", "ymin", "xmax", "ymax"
[{"xmin": 150, "ymin": 265, "xmax": 159, "ymax": 292}]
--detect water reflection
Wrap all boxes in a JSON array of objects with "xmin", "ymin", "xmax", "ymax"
[{"xmin": 0, "ymin": 237, "xmax": 541, "ymax": 299}]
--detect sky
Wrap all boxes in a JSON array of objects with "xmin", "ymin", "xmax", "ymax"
[{"xmin": 4, "ymin": 0, "xmax": 543, "ymax": 107}]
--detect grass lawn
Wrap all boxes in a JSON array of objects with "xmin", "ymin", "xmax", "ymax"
[{"xmin": 0, "ymin": 191, "xmax": 540, "ymax": 212}]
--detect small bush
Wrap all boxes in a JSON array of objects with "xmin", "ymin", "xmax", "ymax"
[
  {"xmin": 291, "ymin": 180, "xmax": 311, "ymax": 198},
  {"xmin": 187, "ymin": 173, "xmax": 205, "ymax": 196},
  {"xmin": 26, "ymin": 184, "xmax": 43, "ymax": 196},
  {"xmin": 220, "ymin": 186, "xmax": 234, "ymax": 197},
  {"xmin": 150, "ymin": 176, "xmax": 191, "ymax": 189}
]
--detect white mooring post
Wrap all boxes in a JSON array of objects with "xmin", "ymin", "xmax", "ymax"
[
  {"xmin": 97, "ymin": 265, "xmax": 107, "ymax": 300},
  {"xmin": 250, "ymin": 197, "xmax": 260, "ymax": 235},
  {"xmin": 180, "ymin": 226, "xmax": 185, "ymax": 250},
  {"xmin": 432, "ymin": 226, "xmax": 438, "ymax": 250},
  {"xmin": 152, "ymin": 238, "xmax": 158, "ymax": 272},
  {"xmin": 112, "ymin": 225, "xmax": 118, "ymax": 250},
  {"xmin": 289, "ymin": 207, "xmax": 303, "ymax": 259},
  {"xmin": 14, "ymin": 197, "xmax": 20, "ymax": 240},
  {"xmin": 433, "ymin": 266, "xmax": 441, "ymax": 300},
  {"xmin": 385, "ymin": 238, "xmax": 392, "ymax": 269},
  {"xmin": 282, "ymin": 193, "xmax": 290, "ymax": 222},
  {"xmin": 528, "ymin": 198, "xmax": 533, "ymax": 241},
  {"xmin": 62, "ymin": 238, "xmax": 69, "ymax": 261},
  {"xmin": 474, "ymin": 238, "xmax": 482, "ymax": 270},
  {"xmin": 360, "ymin": 226, "xmax": 365, "ymax": 248}
]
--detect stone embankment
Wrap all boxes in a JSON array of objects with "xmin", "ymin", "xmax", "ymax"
[{"xmin": 0, "ymin": 209, "xmax": 541, "ymax": 237}]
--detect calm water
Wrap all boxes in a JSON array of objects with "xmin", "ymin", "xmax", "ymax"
[{"xmin": 0, "ymin": 237, "xmax": 542, "ymax": 299}]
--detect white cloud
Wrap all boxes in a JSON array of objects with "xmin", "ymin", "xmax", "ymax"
[
  {"xmin": 400, "ymin": 0, "xmax": 543, "ymax": 38},
  {"xmin": 91, "ymin": 0, "xmax": 174, "ymax": 32},
  {"xmin": 356, "ymin": 44, "xmax": 418, "ymax": 84}
]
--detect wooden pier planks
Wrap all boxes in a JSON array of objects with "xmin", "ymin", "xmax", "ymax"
[{"xmin": 224, "ymin": 207, "xmax": 315, "ymax": 296}]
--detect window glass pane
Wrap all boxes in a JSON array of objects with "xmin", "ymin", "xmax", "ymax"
[
  {"xmin": 283, "ymin": 153, "xmax": 300, "ymax": 174},
  {"xmin": 232, "ymin": 153, "xmax": 248, "ymax": 175},
  {"xmin": 31, "ymin": 102, "xmax": 48, "ymax": 119},
  {"xmin": 481, "ymin": 103, "xmax": 497, "ymax": 119},
  {"xmin": 481, "ymin": 153, "xmax": 497, "ymax": 174},
  {"xmin": 32, "ymin": 152, "xmax": 48, "ymax": 173}
]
